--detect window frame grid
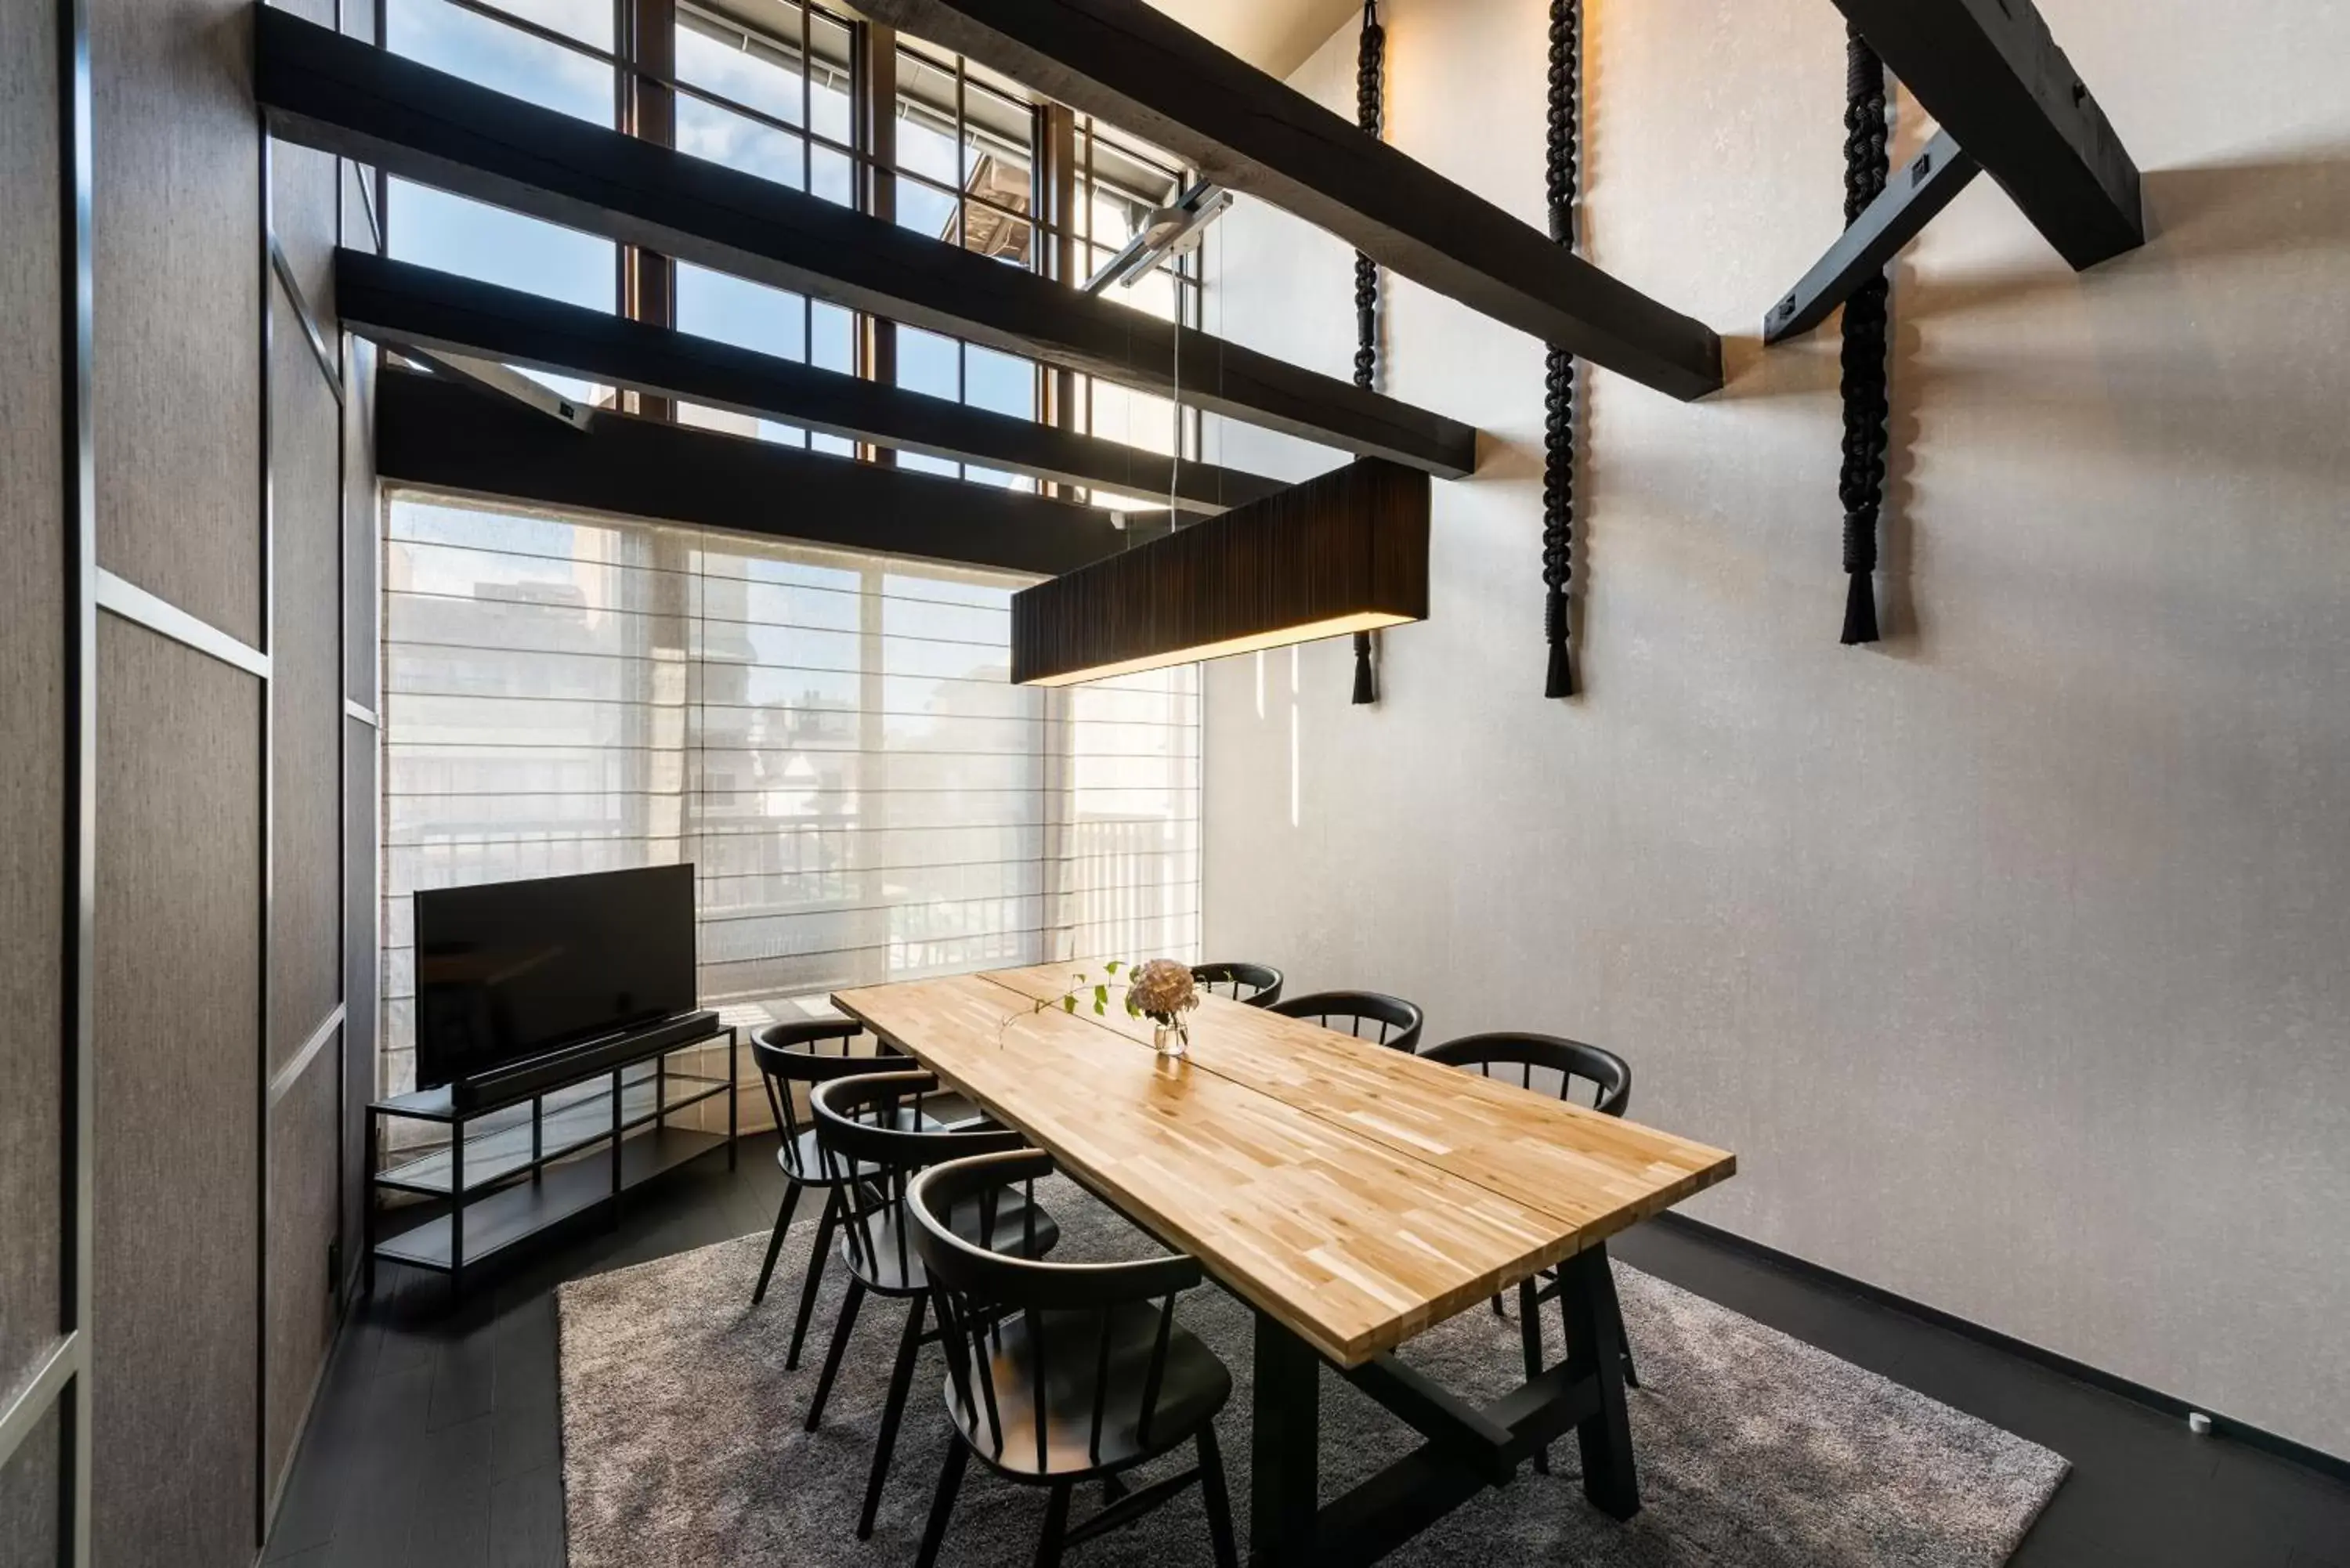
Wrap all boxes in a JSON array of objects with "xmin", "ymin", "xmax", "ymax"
[{"xmin": 389, "ymin": 0, "xmax": 1206, "ymax": 341}]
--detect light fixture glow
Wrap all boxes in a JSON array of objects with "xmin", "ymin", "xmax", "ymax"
[
  {"xmin": 1018, "ymin": 611, "xmax": 1415, "ymax": 687},
  {"xmin": 1010, "ymin": 459, "xmax": 1430, "ymax": 688}
]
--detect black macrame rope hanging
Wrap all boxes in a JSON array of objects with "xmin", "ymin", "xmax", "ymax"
[
  {"xmin": 1540, "ymin": 0, "xmax": 1582, "ymax": 698},
  {"xmin": 1349, "ymin": 0, "xmax": 1385, "ymax": 705},
  {"xmin": 1837, "ymin": 24, "xmax": 1892, "ymax": 645}
]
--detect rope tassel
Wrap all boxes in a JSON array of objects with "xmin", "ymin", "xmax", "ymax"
[
  {"xmin": 1837, "ymin": 25, "xmax": 1892, "ymax": 646},
  {"xmin": 1350, "ymin": 0, "xmax": 1385, "ymax": 705},
  {"xmin": 1539, "ymin": 0, "xmax": 1582, "ymax": 697}
]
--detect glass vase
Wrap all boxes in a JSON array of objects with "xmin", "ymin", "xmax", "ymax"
[{"xmin": 1152, "ymin": 1017, "xmax": 1190, "ymax": 1060}]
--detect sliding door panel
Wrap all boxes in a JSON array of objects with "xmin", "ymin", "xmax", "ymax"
[
  {"xmin": 271, "ymin": 275, "xmax": 345, "ymax": 1077},
  {"xmin": 344, "ymin": 714, "xmax": 379, "ymax": 1292},
  {"xmin": 92, "ymin": 0, "xmax": 262, "ymax": 644},
  {"xmin": 345, "ymin": 337, "xmax": 378, "ymax": 710},
  {"xmin": 265, "ymin": 1037, "xmax": 340, "ymax": 1493},
  {"xmin": 94, "ymin": 619, "xmax": 261, "ymax": 1568}
]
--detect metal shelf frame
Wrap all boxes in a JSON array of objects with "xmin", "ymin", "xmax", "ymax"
[{"xmin": 365, "ymin": 1021, "xmax": 739, "ymax": 1295}]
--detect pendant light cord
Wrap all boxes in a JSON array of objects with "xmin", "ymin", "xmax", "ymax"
[
  {"xmin": 1170, "ymin": 284, "xmax": 1181, "ymax": 525},
  {"xmin": 1540, "ymin": 0, "xmax": 1581, "ymax": 699},
  {"xmin": 1838, "ymin": 23, "xmax": 1891, "ymax": 645},
  {"xmin": 1350, "ymin": 0, "xmax": 1384, "ymax": 706}
]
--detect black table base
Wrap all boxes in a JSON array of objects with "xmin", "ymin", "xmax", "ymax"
[{"xmin": 1248, "ymin": 1243, "xmax": 1638, "ymax": 1566}]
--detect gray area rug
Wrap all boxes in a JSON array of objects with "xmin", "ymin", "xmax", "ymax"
[{"xmin": 559, "ymin": 1178, "xmax": 2066, "ymax": 1566}]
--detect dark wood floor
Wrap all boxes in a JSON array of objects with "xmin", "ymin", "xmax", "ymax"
[{"xmin": 263, "ymin": 1130, "xmax": 2350, "ymax": 1567}]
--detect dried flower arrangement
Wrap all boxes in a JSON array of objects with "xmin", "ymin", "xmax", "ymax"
[{"xmin": 1027, "ymin": 957, "xmax": 1200, "ymax": 1057}]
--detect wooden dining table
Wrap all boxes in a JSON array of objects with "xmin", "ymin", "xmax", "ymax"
[{"xmin": 833, "ymin": 964, "xmax": 1737, "ymax": 1566}]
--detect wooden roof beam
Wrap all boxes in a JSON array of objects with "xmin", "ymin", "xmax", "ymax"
[
  {"xmin": 253, "ymin": 5, "xmax": 1477, "ymax": 477},
  {"xmin": 854, "ymin": 0, "xmax": 1724, "ymax": 401},
  {"xmin": 1763, "ymin": 130, "xmax": 1980, "ymax": 344},
  {"xmin": 338, "ymin": 249, "xmax": 1284, "ymax": 513},
  {"xmin": 376, "ymin": 366, "xmax": 1173, "ymax": 576},
  {"xmin": 1829, "ymin": 0, "xmax": 2144, "ymax": 271}
]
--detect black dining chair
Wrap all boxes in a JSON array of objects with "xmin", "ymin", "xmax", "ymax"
[
  {"xmin": 807, "ymin": 1070, "xmax": 1062, "ymax": 1540},
  {"xmin": 1268, "ymin": 989, "xmax": 1424, "ymax": 1053},
  {"xmin": 1422, "ymin": 1031, "xmax": 1640, "ymax": 1469},
  {"xmin": 1421, "ymin": 1031, "xmax": 1632, "ymax": 1116},
  {"xmin": 749, "ymin": 1020, "xmax": 913, "ymax": 1367},
  {"xmin": 906, "ymin": 1147, "xmax": 1239, "ymax": 1568},
  {"xmin": 1190, "ymin": 961, "xmax": 1285, "ymax": 1008}
]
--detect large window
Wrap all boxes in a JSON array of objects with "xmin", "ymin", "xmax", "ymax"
[
  {"xmin": 371, "ymin": 5, "xmax": 1213, "ymax": 1106},
  {"xmin": 378, "ymin": 0, "xmax": 1204, "ymax": 476},
  {"xmin": 1072, "ymin": 118, "xmax": 1202, "ymax": 468},
  {"xmin": 378, "ymin": 497, "xmax": 1200, "ymax": 1100},
  {"xmin": 675, "ymin": 0, "xmax": 856, "ymax": 204},
  {"xmin": 890, "ymin": 38, "xmax": 1040, "ymax": 486}
]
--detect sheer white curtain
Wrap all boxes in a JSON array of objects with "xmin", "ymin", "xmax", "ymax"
[{"xmin": 378, "ymin": 493, "xmax": 1200, "ymax": 1103}]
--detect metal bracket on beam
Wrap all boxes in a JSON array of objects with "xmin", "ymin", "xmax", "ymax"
[
  {"xmin": 1826, "ymin": 0, "xmax": 2144, "ymax": 270},
  {"xmin": 402, "ymin": 346, "xmax": 596, "ymax": 431},
  {"xmin": 1082, "ymin": 180, "xmax": 1231, "ymax": 294},
  {"xmin": 1763, "ymin": 129, "xmax": 1980, "ymax": 344}
]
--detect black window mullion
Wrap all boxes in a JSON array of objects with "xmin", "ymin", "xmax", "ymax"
[{"xmin": 800, "ymin": 0, "xmax": 814, "ymax": 447}]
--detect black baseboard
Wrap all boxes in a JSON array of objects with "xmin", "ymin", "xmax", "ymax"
[{"xmin": 1649, "ymin": 1211, "xmax": 2350, "ymax": 1489}]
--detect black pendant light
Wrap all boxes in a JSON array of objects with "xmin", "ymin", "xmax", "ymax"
[{"xmin": 1010, "ymin": 458, "xmax": 1430, "ymax": 688}]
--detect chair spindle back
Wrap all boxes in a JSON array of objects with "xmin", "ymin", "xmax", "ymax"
[
  {"xmin": 1419, "ymin": 1031, "xmax": 1632, "ymax": 1116},
  {"xmin": 1267, "ymin": 989, "xmax": 1425, "ymax": 1053},
  {"xmin": 910, "ymin": 1149, "xmax": 1202, "ymax": 1471}
]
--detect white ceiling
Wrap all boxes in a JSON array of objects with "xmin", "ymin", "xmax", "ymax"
[{"xmin": 1144, "ymin": 0, "xmax": 1364, "ymax": 77}]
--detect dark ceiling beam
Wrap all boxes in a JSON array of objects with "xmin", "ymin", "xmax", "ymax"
[
  {"xmin": 337, "ymin": 249, "xmax": 1283, "ymax": 514},
  {"xmin": 252, "ymin": 7, "xmax": 1477, "ymax": 478},
  {"xmin": 1762, "ymin": 130, "xmax": 1980, "ymax": 345},
  {"xmin": 1829, "ymin": 0, "xmax": 2143, "ymax": 271},
  {"xmin": 375, "ymin": 366, "xmax": 1173, "ymax": 576},
  {"xmin": 853, "ymin": 0, "xmax": 1723, "ymax": 402}
]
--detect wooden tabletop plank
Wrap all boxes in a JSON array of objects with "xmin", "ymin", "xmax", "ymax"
[
  {"xmin": 978, "ymin": 963, "xmax": 1737, "ymax": 1245},
  {"xmin": 833, "ymin": 974, "xmax": 1589, "ymax": 1366}
]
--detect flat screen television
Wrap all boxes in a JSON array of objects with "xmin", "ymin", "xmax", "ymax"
[{"xmin": 413, "ymin": 864, "xmax": 698, "ymax": 1090}]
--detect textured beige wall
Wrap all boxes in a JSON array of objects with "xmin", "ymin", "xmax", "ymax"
[
  {"xmin": 1146, "ymin": 0, "xmax": 1365, "ymax": 76},
  {"xmin": 1201, "ymin": 0, "xmax": 2350, "ymax": 1456}
]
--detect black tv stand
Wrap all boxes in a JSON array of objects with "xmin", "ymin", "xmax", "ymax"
[{"xmin": 366, "ymin": 1012, "xmax": 737, "ymax": 1297}]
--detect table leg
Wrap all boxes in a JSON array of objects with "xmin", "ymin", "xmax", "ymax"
[
  {"xmin": 1558, "ymin": 1242, "xmax": 1639, "ymax": 1519},
  {"xmin": 1249, "ymin": 1311, "xmax": 1321, "ymax": 1565}
]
